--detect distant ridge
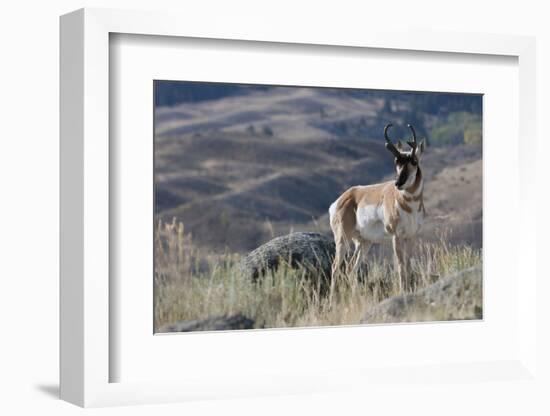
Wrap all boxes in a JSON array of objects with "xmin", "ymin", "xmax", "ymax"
[{"xmin": 154, "ymin": 80, "xmax": 482, "ymax": 115}]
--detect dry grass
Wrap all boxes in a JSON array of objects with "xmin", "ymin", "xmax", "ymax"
[{"xmin": 154, "ymin": 218, "xmax": 482, "ymax": 331}]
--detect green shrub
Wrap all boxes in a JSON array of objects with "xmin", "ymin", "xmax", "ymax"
[{"xmin": 429, "ymin": 111, "xmax": 482, "ymax": 146}]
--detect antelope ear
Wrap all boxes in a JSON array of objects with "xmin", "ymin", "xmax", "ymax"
[
  {"xmin": 396, "ymin": 140, "xmax": 403, "ymax": 150},
  {"xmin": 417, "ymin": 139, "xmax": 426, "ymax": 160}
]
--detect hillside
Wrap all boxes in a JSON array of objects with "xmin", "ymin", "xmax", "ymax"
[{"xmin": 155, "ymin": 85, "xmax": 482, "ymax": 254}]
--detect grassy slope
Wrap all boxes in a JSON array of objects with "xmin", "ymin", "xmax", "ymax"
[{"xmin": 154, "ymin": 220, "xmax": 481, "ymax": 331}]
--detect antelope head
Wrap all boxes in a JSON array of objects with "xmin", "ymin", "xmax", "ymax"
[{"xmin": 384, "ymin": 123, "xmax": 426, "ymax": 191}]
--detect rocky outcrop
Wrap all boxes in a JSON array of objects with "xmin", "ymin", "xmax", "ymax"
[
  {"xmin": 159, "ymin": 313, "xmax": 255, "ymax": 332},
  {"xmin": 239, "ymin": 232, "xmax": 335, "ymax": 284},
  {"xmin": 361, "ymin": 265, "xmax": 482, "ymax": 324}
]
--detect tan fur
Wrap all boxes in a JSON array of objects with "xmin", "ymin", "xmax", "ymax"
[
  {"xmin": 331, "ymin": 189, "xmax": 360, "ymax": 240},
  {"xmin": 330, "ymin": 165, "xmax": 425, "ymax": 294},
  {"xmin": 403, "ymin": 193, "xmax": 422, "ymax": 202},
  {"xmin": 382, "ymin": 184, "xmax": 401, "ymax": 233},
  {"xmin": 397, "ymin": 195, "xmax": 412, "ymax": 213},
  {"xmin": 331, "ymin": 181, "xmax": 406, "ymax": 238},
  {"xmin": 406, "ymin": 168, "xmax": 423, "ymax": 194}
]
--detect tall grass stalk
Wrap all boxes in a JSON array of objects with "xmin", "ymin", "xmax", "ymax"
[{"xmin": 154, "ymin": 219, "xmax": 482, "ymax": 331}]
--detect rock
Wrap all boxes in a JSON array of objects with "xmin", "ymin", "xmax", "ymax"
[
  {"xmin": 361, "ymin": 265, "xmax": 482, "ymax": 324},
  {"xmin": 159, "ymin": 313, "xmax": 255, "ymax": 332},
  {"xmin": 239, "ymin": 232, "xmax": 335, "ymax": 284}
]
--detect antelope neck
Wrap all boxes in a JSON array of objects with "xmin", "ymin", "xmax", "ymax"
[{"xmin": 404, "ymin": 167, "xmax": 423, "ymax": 195}]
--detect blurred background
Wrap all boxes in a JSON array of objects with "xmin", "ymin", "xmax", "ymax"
[{"xmin": 154, "ymin": 81, "xmax": 482, "ymax": 255}]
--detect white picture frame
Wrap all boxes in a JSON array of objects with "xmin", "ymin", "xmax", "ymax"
[{"xmin": 60, "ymin": 8, "xmax": 539, "ymax": 408}]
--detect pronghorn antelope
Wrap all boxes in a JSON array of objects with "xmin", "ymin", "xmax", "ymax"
[{"xmin": 328, "ymin": 124, "xmax": 426, "ymax": 292}]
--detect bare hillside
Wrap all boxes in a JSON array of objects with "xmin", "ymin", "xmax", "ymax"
[{"xmin": 155, "ymin": 86, "xmax": 482, "ymax": 253}]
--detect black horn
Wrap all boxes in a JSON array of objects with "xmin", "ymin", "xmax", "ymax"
[
  {"xmin": 406, "ymin": 124, "xmax": 418, "ymax": 159},
  {"xmin": 384, "ymin": 123, "xmax": 393, "ymax": 142},
  {"xmin": 384, "ymin": 123, "xmax": 401, "ymax": 159}
]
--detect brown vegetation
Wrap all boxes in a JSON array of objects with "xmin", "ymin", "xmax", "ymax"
[{"xmin": 155, "ymin": 219, "xmax": 482, "ymax": 332}]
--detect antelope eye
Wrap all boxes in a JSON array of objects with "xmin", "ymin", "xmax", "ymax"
[{"xmin": 411, "ymin": 159, "xmax": 417, "ymax": 166}]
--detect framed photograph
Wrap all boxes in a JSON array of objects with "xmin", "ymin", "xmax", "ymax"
[
  {"xmin": 152, "ymin": 80, "xmax": 483, "ymax": 334},
  {"xmin": 60, "ymin": 8, "xmax": 538, "ymax": 408}
]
